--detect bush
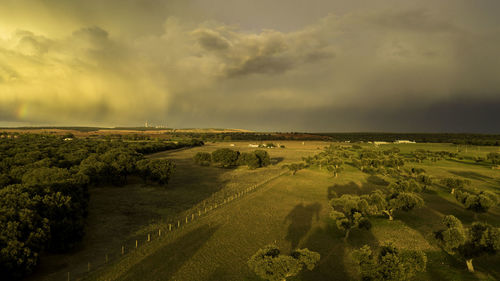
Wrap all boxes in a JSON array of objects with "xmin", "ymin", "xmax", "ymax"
[
  {"xmin": 238, "ymin": 152, "xmax": 261, "ymax": 169},
  {"xmin": 254, "ymin": 150, "xmax": 271, "ymax": 167},
  {"xmin": 211, "ymin": 148, "xmax": 240, "ymax": 168},
  {"xmin": 136, "ymin": 159, "xmax": 175, "ymax": 185},
  {"xmin": 193, "ymin": 152, "xmax": 211, "ymax": 166}
]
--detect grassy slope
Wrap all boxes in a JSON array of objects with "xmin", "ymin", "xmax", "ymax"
[{"xmin": 28, "ymin": 141, "xmax": 500, "ymax": 281}]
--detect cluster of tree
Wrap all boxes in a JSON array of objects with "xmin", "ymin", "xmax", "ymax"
[
  {"xmin": 407, "ymin": 149, "xmax": 458, "ymax": 163},
  {"xmin": 353, "ymin": 244, "xmax": 427, "ymax": 281},
  {"xmin": 302, "ymin": 145, "xmax": 349, "ymax": 177},
  {"xmin": 440, "ymin": 177, "xmax": 470, "ymax": 194},
  {"xmin": 454, "ymin": 190, "xmax": 498, "ymax": 218},
  {"xmin": 329, "ymin": 190, "xmax": 425, "ymax": 240},
  {"xmin": 283, "ymin": 163, "xmax": 306, "ymax": 175},
  {"xmin": 434, "ymin": 215, "xmax": 500, "ymax": 272},
  {"xmin": 193, "ymin": 149, "xmax": 270, "ymax": 169},
  {"xmin": 351, "ymin": 149, "xmax": 405, "ymax": 176},
  {"xmin": 247, "ymin": 244, "xmax": 320, "ymax": 281},
  {"xmin": 0, "ymin": 134, "xmax": 197, "ymax": 279}
]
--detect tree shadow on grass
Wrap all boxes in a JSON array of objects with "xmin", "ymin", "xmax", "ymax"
[
  {"xmin": 120, "ymin": 224, "xmax": 220, "ymax": 281},
  {"xmin": 447, "ymin": 170, "xmax": 493, "ymax": 181},
  {"xmin": 366, "ymin": 175, "xmax": 390, "ymax": 186},
  {"xmin": 297, "ymin": 220, "xmax": 377, "ymax": 281},
  {"xmin": 446, "ymin": 158, "xmax": 492, "ymax": 168},
  {"xmin": 284, "ymin": 203, "xmax": 322, "ymax": 249},
  {"xmin": 327, "ymin": 181, "xmax": 381, "ymax": 200},
  {"xmin": 271, "ymin": 157, "xmax": 284, "ymax": 165}
]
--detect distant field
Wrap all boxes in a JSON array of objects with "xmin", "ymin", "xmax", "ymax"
[{"xmin": 26, "ymin": 141, "xmax": 500, "ymax": 281}]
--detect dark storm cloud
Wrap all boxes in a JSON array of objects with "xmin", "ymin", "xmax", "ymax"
[
  {"xmin": 72, "ymin": 26, "xmax": 109, "ymax": 43},
  {"xmin": 227, "ymin": 55, "xmax": 295, "ymax": 77},
  {"xmin": 1, "ymin": 0, "xmax": 500, "ymax": 132},
  {"xmin": 194, "ymin": 30, "xmax": 230, "ymax": 50}
]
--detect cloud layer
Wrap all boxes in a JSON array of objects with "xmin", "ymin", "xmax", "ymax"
[{"xmin": 1, "ymin": 1, "xmax": 499, "ymax": 132}]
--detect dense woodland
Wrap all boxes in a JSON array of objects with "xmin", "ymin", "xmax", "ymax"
[{"xmin": 0, "ymin": 133, "xmax": 203, "ymax": 280}]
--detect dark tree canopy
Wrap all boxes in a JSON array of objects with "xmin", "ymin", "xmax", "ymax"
[
  {"xmin": 211, "ymin": 148, "xmax": 240, "ymax": 168},
  {"xmin": 0, "ymin": 134, "xmax": 201, "ymax": 279},
  {"xmin": 193, "ymin": 152, "xmax": 212, "ymax": 166},
  {"xmin": 435, "ymin": 215, "xmax": 500, "ymax": 272},
  {"xmin": 353, "ymin": 244, "xmax": 427, "ymax": 281},
  {"xmin": 454, "ymin": 190, "xmax": 498, "ymax": 216},
  {"xmin": 247, "ymin": 244, "xmax": 320, "ymax": 281}
]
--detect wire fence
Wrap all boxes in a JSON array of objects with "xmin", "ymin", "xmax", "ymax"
[{"xmin": 62, "ymin": 170, "xmax": 289, "ymax": 281}]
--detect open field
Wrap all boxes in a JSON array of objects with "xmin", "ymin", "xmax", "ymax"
[{"xmin": 25, "ymin": 141, "xmax": 500, "ymax": 281}]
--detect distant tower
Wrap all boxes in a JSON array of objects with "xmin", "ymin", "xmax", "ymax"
[{"xmin": 145, "ymin": 121, "xmax": 148, "ymax": 128}]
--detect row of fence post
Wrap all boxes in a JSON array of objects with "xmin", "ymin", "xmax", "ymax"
[{"xmin": 66, "ymin": 171, "xmax": 287, "ymax": 280}]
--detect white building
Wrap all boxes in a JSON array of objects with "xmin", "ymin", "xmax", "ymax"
[{"xmin": 394, "ymin": 140, "xmax": 416, "ymax": 144}]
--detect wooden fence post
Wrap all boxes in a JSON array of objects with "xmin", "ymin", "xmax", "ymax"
[
  {"xmin": 159, "ymin": 229, "xmax": 161, "ymax": 237},
  {"xmin": 177, "ymin": 220, "xmax": 180, "ymax": 228},
  {"xmin": 136, "ymin": 240, "xmax": 138, "ymax": 248},
  {"xmin": 169, "ymin": 224, "xmax": 172, "ymax": 231},
  {"xmin": 147, "ymin": 234, "xmax": 151, "ymax": 242},
  {"xmin": 191, "ymin": 214, "xmax": 194, "ymax": 221}
]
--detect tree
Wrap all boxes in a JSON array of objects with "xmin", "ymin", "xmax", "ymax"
[
  {"xmin": 136, "ymin": 159, "xmax": 175, "ymax": 185},
  {"xmin": 353, "ymin": 244, "xmax": 427, "ymax": 281},
  {"xmin": 454, "ymin": 190, "xmax": 498, "ymax": 219},
  {"xmin": 440, "ymin": 177, "xmax": 470, "ymax": 194},
  {"xmin": 326, "ymin": 158, "xmax": 344, "ymax": 177},
  {"xmin": 193, "ymin": 152, "xmax": 211, "ymax": 166},
  {"xmin": 284, "ymin": 163, "xmax": 305, "ymax": 175},
  {"xmin": 388, "ymin": 180, "xmax": 423, "ymax": 193},
  {"xmin": 416, "ymin": 174, "xmax": 432, "ymax": 190},
  {"xmin": 247, "ymin": 244, "xmax": 320, "ymax": 281},
  {"xmin": 380, "ymin": 192, "xmax": 425, "ymax": 221},
  {"xmin": 211, "ymin": 148, "xmax": 239, "ymax": 168},
  {"xmin": 330, "ymin": 194, "xmax": 373, "ymax": 241},
  {"xmin": 237, "ymin": 152, "xmax": 261, "ymax": 169},
  {"xmin": 434, "ymin": 215, "xmax": 500, "ymax": 272},
  {"xmin": 254, "ymin": 150, "xmax": 271, "ymax": 167}
]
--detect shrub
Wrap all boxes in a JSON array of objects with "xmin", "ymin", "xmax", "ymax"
[
  {"xmin": 193, "ymin": 152, "xmax": 211, "ymax": 166},
  {"xmin": 211, "ymin": 148, "xmax": 239, "ymax": 168}
]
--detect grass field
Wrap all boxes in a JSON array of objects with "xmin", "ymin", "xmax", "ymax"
[{"xmin": 26, "ymin": 141, "xmax": 500, "ymax": 281}]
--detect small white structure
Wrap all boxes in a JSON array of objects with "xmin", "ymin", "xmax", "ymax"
[
  {"xmin": 64, "ymin": 138, "xmax": 74, "ymax": 141},
  {"xmin": 248, "ymin": 144, "xmax": 259, "ymax": 148},
  {"xmin": 394, "ymin": 140, "xmax": 416, "ymax": 144},
  {"xmin": 230, "ymin": 144, "xmax": 235, "ymax": 147},
  {"xmin": 374, "ymin": 141, "xmax": 389, "ymax": 146}
]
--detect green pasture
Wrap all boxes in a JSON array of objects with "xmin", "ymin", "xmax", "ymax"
[{"xmin": 28, "ymin": 141, "xmax": 500, "ymax": 281}]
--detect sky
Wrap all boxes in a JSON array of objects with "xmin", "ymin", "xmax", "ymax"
[{"xmin": 1, "ymin": 0, "xmax": 500, "ymax": 132}]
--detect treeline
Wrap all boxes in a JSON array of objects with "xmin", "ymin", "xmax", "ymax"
[
  {"xmin": 315, "ymin": 132, "xmax": 500, "ymax": 146},
  {"xmin": 194, "ymin": 148, "xmax": 270, "ymax": 169},
  {"xmin": 0, "ymin": 134, "xmax": 202, "ymax": 279},
  {"xmin": 163, "ymin": 132, "xmax": 500, "ymax": 145}
]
